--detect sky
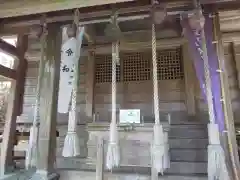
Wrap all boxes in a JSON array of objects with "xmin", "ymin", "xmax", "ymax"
[
  {"xmin": 0, "ymin": 36, "xmax": 17, "ymax": 89},
  {"xmin": 0, "ymin": 36, "xmax": 17, "ymax": 68}
]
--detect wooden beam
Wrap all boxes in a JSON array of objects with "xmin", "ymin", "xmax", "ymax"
[
  {"xmin": 84, "ymin": 37, "xmax": 186, "ymax": 54},
  {"xmin": 0, "ymin": 34, "xmax": 28, "ymax": 176},
  {"xmin": 0, "ymin": 82, "xmax": 18, "ymax": 175},
  {"xmin": 80, "ymin": 31, "xmax": 240, "ymax": 55},
  {"xmin": 217, "ymin": 1, "xmax": 240, "ymax": 11},
  {"xmin": 182, "ymin": 43, "xmax": 196, "ymax": 116},
  {"xmin": 0, "ymin": 0, "xmax": 238, "ymax": 31},
  {"xmin": 0, "ymin": 3, "xmax": 191, "ymax": 30},
  {"xmin": 232, "ymin": 42, "xmax": 240, "ymax": 89},
  {"xmin": 0, "ymin": 0, "xmax": 237, "ymax": 20},
  {"xmin": 0, "ymin": 38, "xmax": 18, "ymax": 58},
  {"xmin": 214, "ymin": 12, "xmax": 240, "ymax": 180},
  {"xmin": 16, "ymin": 35, "xmax": 28, "ymax": 115},
  {"xmin": 200, "ymin": 0, "xmax": 238, "ymax": 3},
  {"xmin": 2, "ymin": 14, "xmax": 240, "ymax": 36},
  {"xmin": 0, "ymin": 65, "xmax": 16, "ymax": 79},
  {"xmin": 85, "ymin": 51, "xmax": 95, "ymax": 120},
  {"xmin": 0, "ymin": 0, "xmax": 136, "ymax": 18},
  {"xmin": 32, "ymin": 24, "xmax": 61, "ymax": 178}
]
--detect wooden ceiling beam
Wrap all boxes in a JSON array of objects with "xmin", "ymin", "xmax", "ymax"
[
  {"xmin": 0, "ymin": 1, "xmax": 239, "ymax": 37},
  {"xmin": 0, "ymin": 0, "xmax": 237, "ymax": 20},
  {"xmin": 0, "ymin": 0, "xmax": 138, "ymax": 19},
  {"xmin": 82, "ymin": 30, "xmax": 240, "ymax": 51},
  {"xmin": 0, "ymin": 1, "xmax": 239, "ymax": 36},
  {"xmin": 200, "ymin": 0, "xmax": 238, "ymax": 4},
  {"xmin": 217, "ymin": 2, "xmax": 240, "ymax": 11},
  {"xmin": 0, "ymin": 2, "xmax": 192, "ymax": 28}
]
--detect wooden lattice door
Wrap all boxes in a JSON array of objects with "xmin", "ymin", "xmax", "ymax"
[{"xmin": 94, "ymin": 48, "xmax": 184, "ymax": 122}]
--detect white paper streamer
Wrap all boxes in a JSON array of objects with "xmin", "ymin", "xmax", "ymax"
[{"xmin": 58, "ymin": 29, "xmax": 77, "ymax": 113}]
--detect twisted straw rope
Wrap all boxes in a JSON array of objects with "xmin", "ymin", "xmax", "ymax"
[
  {"xmin": 72, "ymin": 9, "xmax": 80, "ymax": 111},
  {"xmin": 111, "ymin": 12, "xmax": 118, "ymax": 122},
  {"xmin": 152, "ymin": 23, "xmax": 160, "ymax": 125},
  {"xmin": 69, "ymin": 9, "xmax": 81, "ymax": 131},
  {"xmin": 198, "ymin": 16, "xmax": 215, "ymax": 124},
  {"xmin": 70, "ymin": 61, "xmax": 78, "ymax": 131},
  {"xmin": 111, "ymin": 42, "xmax": 117, "ymax": 124},
  {"xmin": 116, "ymin": 41, "xmax": 120, "ymax": 65},
  {"xmin": 70, "ymin": 43, "xmax": 78, "ymax": 114}
]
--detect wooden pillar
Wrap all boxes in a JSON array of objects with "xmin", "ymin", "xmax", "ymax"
[
  {"xmin": 214, "ymin": 12, "xmax": 240, "ymax": 180},
  {"xmin": 96, "ymin": 137, "xmax": 104, "ymax": 180},
  {"xmin": 182, "ymin": 43, "xmax": 196, "ymax": 116},
  {"xmin": 85, "ymin": 51, "xmax": 95, "ymax": 120},
  {"xmin": 231, "ymin": 42, "xmax": 240, "ymax": 89},
  {"xmin": 32, "ymin": 24, "xmax": 61, "ymax": 180},
  {"xmin": 17, "ymin": 37, "xmax": 28, "ymax": 116},
  {"xmin": 0, "ymin": 34, "xmax": 28, "ymax": 176}
]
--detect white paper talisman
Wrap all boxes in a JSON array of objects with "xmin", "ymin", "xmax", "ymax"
[
  {"xmin": 58, "ymin": 36, "xmax": 77, "ymax": 113},
  {"xmin": 119, "ymin": 109, "xmax": 141, "ymax": 124}
]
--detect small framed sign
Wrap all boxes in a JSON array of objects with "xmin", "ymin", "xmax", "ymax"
[{"xmin": 119, "ymin": 109, "xmax": 141, "ymax": 124}]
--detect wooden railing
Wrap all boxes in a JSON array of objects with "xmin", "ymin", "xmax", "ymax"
[
  {"xmin": 95, "ymin": 136, "xmax": 158, "ymax": 180},
  {"xmin": 0, "ymin": 128, "xmax": 59, "ymax": 162}
]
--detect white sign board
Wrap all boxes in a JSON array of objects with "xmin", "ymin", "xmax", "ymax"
[{"xmin": 119, "ymin": 109, "xmax": 140, "ymax": 124}]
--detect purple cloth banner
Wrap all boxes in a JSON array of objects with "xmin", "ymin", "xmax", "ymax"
[{"xmin": 181, "ymin": 13, "xmax": 225, "ymax": 132}]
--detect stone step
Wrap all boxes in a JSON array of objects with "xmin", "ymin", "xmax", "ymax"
[
  {"xmin": 0, "ymin": 169, "xmax": 35, "ymax": 180},
  {"xmin": 157, "ymin": 112, "xmax": 208, "ymax": 125},
  {"xmin": 56, "ymin": 158, "xmax": 207, "ymax": 175},
  {"xmin": 58, "ymin": 170, "xmax": 207, "ymax": 180},
  {"xmin": 0, "ymin": 169, "xmax": 207, "ymax": 180},
  {"xmin": 16, "ymin": 149, "xmax": 208, "ymax": 168},
  {"xmin": 169, "ymin": 138, "xmax": 208, "ymax": 149},
  {"xmin": 169, "ymin": 125, "xmax": 207, "ymax": 139},
  {"xmin": 170, "ymin": 149, "xmax": 207, "ymax": 162},
  {"xmin": 16, "ymin": 147, "xmax": 208, "ymax": 169},
  {"xmin": 168, "ymin": 161, "xmax": 206, "ymax": 174}
]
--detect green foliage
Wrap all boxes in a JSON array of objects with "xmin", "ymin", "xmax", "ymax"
[
  {"xmin": 0, "ymin": 82, "xmax": 11, "ymax": 123},
  {"xmin": 0, "ymin": 92, "xmax": 9, "ymax": 123}
]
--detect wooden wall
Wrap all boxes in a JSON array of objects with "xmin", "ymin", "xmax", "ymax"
[
  {"xmin": 93, "ymin": 48, "xmax": 185, "ymax": 123},
  {"xmin": 20, "ymin": 34, "xmax": 240, "ymax": 124},
  {"xmin": 94, "ymin": 80, "xmax": 185, "ymax": 122}
]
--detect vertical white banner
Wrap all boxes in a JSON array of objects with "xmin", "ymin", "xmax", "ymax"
[{"xmin": 58, "ymin": 27, "xmax": 78, "ymax": 113}]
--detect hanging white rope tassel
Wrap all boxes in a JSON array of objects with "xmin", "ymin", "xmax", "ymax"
[
  {"xmin": 208, "ymin": 123, "xmax": 229, "ymax": 180},
  {"xmin": 192, "ymin": 8, "xmax": 230, "ymax": 180},
  {"xmin": 151, "ymin": 23, "xmax": 170, "ymax": 174},
  {"xmin": 62, "ymin": 10, "xmax": 85, "ymax": 157},
  {"xmin": 204, "ymin": 36, "xmax": 229, "ymax": 180},
  {"xmin": 106, "ymin": 35, "xmax": 120, "ymax": 170},
  {"xmin": 25, "ymin": 21, "xmax": 47, "ymax": 169}
]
